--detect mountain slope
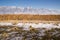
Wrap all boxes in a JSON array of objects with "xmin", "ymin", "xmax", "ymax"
[{"xmin": 0, "ymin": 6, "xmax": 60, "ymax": 15}]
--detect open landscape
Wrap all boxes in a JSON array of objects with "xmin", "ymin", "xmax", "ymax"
[
  {"xmin": 0, "ymin": 0, "xmax": 60, "ymax": 40},
  {"xmin": 0, "ymin": 9, "xmax": 60, "ymax": 40},
  {"xmin": 0, "ymin": 14, "xmax": 60, "ymax": 40}
]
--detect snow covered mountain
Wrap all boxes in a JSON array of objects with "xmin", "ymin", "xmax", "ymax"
[{"xmin": 0, "ymin": 6, "xmax": 60, "ymax": 15}]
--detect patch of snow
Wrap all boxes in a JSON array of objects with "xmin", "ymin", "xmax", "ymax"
[{"xmin": 0, "ymin": 22, "xmax": 13, "ymax": 26}]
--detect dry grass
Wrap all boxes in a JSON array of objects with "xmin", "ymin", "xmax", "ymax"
[{"xmin": 0, "ymin": 14, "xmax": 60, "ymax": 23}]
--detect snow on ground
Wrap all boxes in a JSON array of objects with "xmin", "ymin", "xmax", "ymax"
[
  {"xmin": 0, "ymin": 22, "xmax": 60, "ymax": 30},
  {"xmin": 0, "ymin": 22, "xmax": 13, "ymax": 26},
  {"xmin": 16, "ymin": 23, "xmax": 24, "ymax": 27},
  {"xmin": 58, "ymin": 23, "xmax": 60, "ymax": 26},
  {"xmin": 15, "ymin": 23, "xmax": 60, "ymax": 30}
]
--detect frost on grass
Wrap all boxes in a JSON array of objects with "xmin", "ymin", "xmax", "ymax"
[{"xmin": 0, "ymin": 22, "xmax": 60, "ymax": 40}]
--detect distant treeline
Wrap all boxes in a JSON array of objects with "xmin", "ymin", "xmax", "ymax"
[{"xmin": 0, "ymin": 14, "xmax": 60, "ymax": 21}]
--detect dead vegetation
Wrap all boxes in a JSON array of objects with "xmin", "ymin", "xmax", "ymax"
[{"xmin": 0, "ymin": 14, "xmax": 60, "ymax": 21}]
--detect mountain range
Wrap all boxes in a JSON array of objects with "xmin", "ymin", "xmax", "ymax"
[{"xmin": 0, "ymin": 6, "xmax": 60, "ymax": 15}]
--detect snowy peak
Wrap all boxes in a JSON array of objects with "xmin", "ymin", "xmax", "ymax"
[{"xmin": 0, "ymin": 6, "xmax": 60, "ymax": 15}]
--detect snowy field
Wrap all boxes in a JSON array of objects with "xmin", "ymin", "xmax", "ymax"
[
  {"xmin": 0, "ymin": 22, "xmax": 60, "ymax": 30},
  {"xmin": 0, "ymin": 22, "xmax": 60, "ymax": 40}
]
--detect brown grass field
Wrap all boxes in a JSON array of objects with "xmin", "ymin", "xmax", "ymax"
[{"xmin": 0, "ymin": 14, "xmax": 60, "ymax": 23}]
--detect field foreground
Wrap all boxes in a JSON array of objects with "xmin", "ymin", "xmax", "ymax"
[
  {"xmin": 0, "ymin": 22, "xmax": 60, "ymax": 40},
  {"xmin": 0, "ymin": 14, "xmax": 60, "ymax": 40}
]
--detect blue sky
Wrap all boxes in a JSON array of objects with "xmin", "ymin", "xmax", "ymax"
[{"xmin": 0, "ymin": 0, "xmax": 60, "ymax": 10}]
